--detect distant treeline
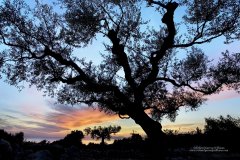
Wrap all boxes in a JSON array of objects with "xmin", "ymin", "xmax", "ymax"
[
  {"xmin": 0, "ymin": 115, "xmax": 240, "ymax": 159},
  {"xmin": 163, "ymin": 115, "xmax": 240, "ymax": 151}
]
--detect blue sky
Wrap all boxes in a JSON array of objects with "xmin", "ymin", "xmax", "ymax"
[{"xmin": 0, "ymin": 0, "xmax": 240, "ymax": 144}]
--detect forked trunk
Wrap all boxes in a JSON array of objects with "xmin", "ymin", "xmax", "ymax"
[{"xmin": 129, "ymin": 109, "xmax": 167, "ymax": 159}]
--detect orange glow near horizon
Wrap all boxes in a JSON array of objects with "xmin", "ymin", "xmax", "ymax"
[
  {"xmin": 0, "ymin": 83, "xmax": 239, "ymax": 144},
  {"xmin": 49, "ymin": 108, "xmax": 119, "ymax": 129},
  {"xmin": 0, "ymin": 103, "xmax": 210, "ymax": 144}
]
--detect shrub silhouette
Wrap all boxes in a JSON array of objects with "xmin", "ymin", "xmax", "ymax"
[
  {"xmin": 0, "ymin": 129, "xmax": 24, "ymax": 144},
  {"xmin": 61, "ymin": 130, "xmax": 84, "ymax": 147},
  {"xmin": 130, "ymin": 133, "xmax": 143, "ymax": 143},
  {"xmin": 113, "ymin": 133, "xmax": 145, "ymax": 150}
]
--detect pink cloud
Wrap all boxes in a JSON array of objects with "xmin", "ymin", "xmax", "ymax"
[
  {"xmin": 206, "ymin": 89, "xmax": 239, "ymax": 102},
  {"xmin": 45, "ymin": 105, "xmax": 119, "ymax": 129}
]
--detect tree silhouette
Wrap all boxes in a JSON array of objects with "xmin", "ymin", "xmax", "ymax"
[
  {"xmin": 84, "ymin": 125, "xmax": 121, "ymax": 145},
  {"xmin": 203, "ymin": 115, "xmax": 240, "ymax": 150},
  {"xmin": 0, "ymin": 0, "xmax": 240, "ymax": 156},
  {"xmin": 204, "ymin": 115, "xmax": 240, "ymax": 135}
]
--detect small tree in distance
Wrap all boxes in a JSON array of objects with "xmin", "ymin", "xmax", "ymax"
[{"xmin": 84, "ymin": 125, "xmax": 121, "ymax": 145}]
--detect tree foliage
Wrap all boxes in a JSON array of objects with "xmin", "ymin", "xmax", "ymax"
[
  {"xmin": 0, "ymin": 129, "xmax": 24, "ymax": 144},
  {"xmin": 204, "ymin": 115, "xmax": 240, "ymax": 135},
  {"xmin": 84, "ymin": 125, "xmax": 121, "ymax": 144},
  {"xmin": 0, "ymin": 0, "xmax": 240, "ymax": 143},
  {"xmin": 62, "ymin": 130, "xmax": 84, "ymax": 146}
]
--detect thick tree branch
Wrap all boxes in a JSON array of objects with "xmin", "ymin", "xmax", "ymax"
[
  {"xmin": 44, "ymin": 47, "xmax": 89, "ymax": 81},
  {"xmin": 2, "ymin": 25, "xmax": 132, "ymax": 105},
  {"xmin": 147, "ymin": 0, "xmax": 167, "ymax": 8},
  {"xmin": 107, "ymin": 29, "xmax": 136, "ymax": 89},
  {"xmin": 138, "ymin": 2, "xmax": 178, "ymax": 92},
  {"xmin": 43, "ymin": 47, "xmax": 133, "ymax": 106}
]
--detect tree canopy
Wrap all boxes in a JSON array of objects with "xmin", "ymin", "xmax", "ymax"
[
  {"xmin": 84, "ymin": 125, "xmax": 121, "ymax": 144},
  {"xmin": 0, "ymin": 0, "xmax": 240, "ymax": 146},
  {"xmin": 204, "ymin": 115, "xmax": 240, "ymax": 135}
]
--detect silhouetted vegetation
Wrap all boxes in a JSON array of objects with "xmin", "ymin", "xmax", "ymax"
[
  {"xmin": 53, "ymin": 130, "xmax": 84, "ymax": 147},
  {"xmin": 113, "ymin": 133, "xmax": 144, "ymax": 148},
  {"xmin": 1, "ymin": 115, "xmax": 240, "ymax": 159},
  {"xmin": 84, "ymin": 125, "xmax": 121, "ymax": 145},
  {"xmin": 0, "ymin": 129, "xmax": 24, "ymax": 144},
  {"xmin": 203, "ymin": 115, "xmax": 240, "ymax": 152},
  {"xmin": 204, "ymin": 115, "xmax": 240, "ymax": 135}
]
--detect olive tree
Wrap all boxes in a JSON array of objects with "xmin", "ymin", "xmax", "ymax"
[
  {"xmin": 0, "ymin": 0, "xmax": 240, "ymax": 156},
  {"xmin": 84, "ymin": 125, "xmax": 121, "ymax": 145}
]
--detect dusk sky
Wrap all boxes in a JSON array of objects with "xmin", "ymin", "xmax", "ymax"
[{"xmin": 0, "ymin": 0, "xmax": 240, "ymax": 144}]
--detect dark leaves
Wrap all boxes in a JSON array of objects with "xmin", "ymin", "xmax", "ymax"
[
  {"xmin": 182, "ymin": 0, "xmax": 240, "ymax": 44},
  {"xmin": 0, "ymin": 0, "xmax": 239, "ymax": 123},
  {"xmin": 84, "ymin": 125, "xmax": 121, "ymax": 142},
  {"xmin": 210, "ymin": 51, "xmax": 240, "ymax": 91},
  {"xmin": 64, "ymin": 1, "xmax": 101, "ymax": 46},
  {"xmin": 172, "ymin": 47, "xmax": 209, "ymax": 83}
]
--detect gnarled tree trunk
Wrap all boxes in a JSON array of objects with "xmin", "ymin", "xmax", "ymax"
[{"xmin": 128, "ymin": 108, "xmax": 167, "ymax": 159}]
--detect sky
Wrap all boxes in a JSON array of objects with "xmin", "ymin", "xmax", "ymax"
[{"xmin": 0, "ymin": 0, "xmax": 240, "ymax": 144}]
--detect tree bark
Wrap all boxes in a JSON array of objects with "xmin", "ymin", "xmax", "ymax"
[{"xmin": 129, "ymin": 108, "xmax": 167, "ymax": 159}]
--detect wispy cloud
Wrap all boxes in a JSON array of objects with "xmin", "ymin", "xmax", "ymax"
[
  {"xmin": 0, "ymin": 102, "xmax": 119, "ymax": 139},
  {"xmin": 23, "ymin": 121, "xmax": 68, "ymax": 132},
  {"xmin": 0, "ymin": 109, "xmax": 69, "ymax": 138},
  {"xmin": 206, "ymin": 88, "xmax": 240, "ymax": 102},
  {"xmin": 0, "ymin": 117, "xmax": 8, "ymax": 127},
  {"xmin": 45, "ymin": 103, "xmax": 119, "ymax": 129}
]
